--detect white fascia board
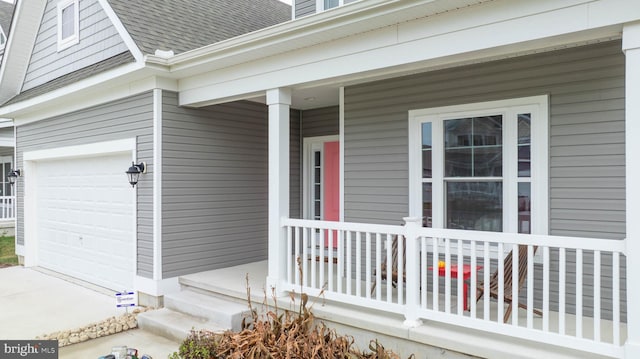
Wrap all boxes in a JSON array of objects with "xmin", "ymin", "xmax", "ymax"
[
  {"xmin": 146, "ymin": 0, "xmax": 487, "ymax": 72},
  {"xmin": 0, "ymin": 0, "xmax": 47, "ymax": 104},
  {"xmin": 97, "ymin": 0, "xmax": 145, "ymax": 62},
  {"xmin": 176, "ymin": 0, "xmax": 632, "ymax": 107}
]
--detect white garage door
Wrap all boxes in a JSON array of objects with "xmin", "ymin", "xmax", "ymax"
[{"xmin": 36, "ymin": 152, "xmax": 135, "ymax": 291}]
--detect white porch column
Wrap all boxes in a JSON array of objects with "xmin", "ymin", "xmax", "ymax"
[
  {"xmin": 266, "ymin": 88, "xmax": 291, "ymax": 295},
  {"xmin": 403, "ymin": 217, "xmax": 422, "ymax": 327},
  {"xmin": 623, "ymin": 21, "xmax": 640, "ymax": 358}
]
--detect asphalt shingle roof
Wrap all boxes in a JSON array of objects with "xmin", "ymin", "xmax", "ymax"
[
  {"xmin": 107, "ymin": 0, "xmax": 291, "ymax": 55},
  {"xmin": 0, "ymin": 1, "xmax": 14, "ymax": 36}
]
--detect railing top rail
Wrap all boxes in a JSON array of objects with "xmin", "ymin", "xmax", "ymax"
[
  {"xmin": 418, "ymin": 227, "xmax": 626, "ymax": 254},
  {"xmin": 282, "ymin": 218, "xmax": 404, "ymax": 236},
  {"xmin": 283, "ymin": 218, "xmax": 626, "ymax": 254}
]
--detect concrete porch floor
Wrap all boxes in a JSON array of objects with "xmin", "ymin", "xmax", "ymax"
[{"xmin": 179, "ymin": 260, "xmax": 625, "ymax": 359}]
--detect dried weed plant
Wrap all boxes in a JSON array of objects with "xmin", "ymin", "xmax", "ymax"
[{"xmin": 172, "ymin": 256, "xmax": 414, "ymax": 359}]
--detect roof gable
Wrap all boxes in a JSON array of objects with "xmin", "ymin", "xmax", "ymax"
[
  {"xmin": 107, "ymin": 0, "xmax": 291, "ymax": 55},
  {"xmin": 21, "ymin": 0, "xmax": 131, "ymax": 92}
]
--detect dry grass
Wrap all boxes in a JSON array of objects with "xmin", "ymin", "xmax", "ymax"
[{"xmin": 172, "ymin": 259, "xmax": 413, "ymax": 359}]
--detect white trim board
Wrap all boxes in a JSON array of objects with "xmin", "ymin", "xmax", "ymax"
[
  {"xmin": 24, "ymin": 138, "xmax": 136, "ymax": 161},
  {"xmin": 152, "ymin": 89, "xmax": 163, "ymax": 280}
]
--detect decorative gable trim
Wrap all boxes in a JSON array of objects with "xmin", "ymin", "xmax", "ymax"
[
  {"xmin": 0, "ymin": 0, "xmax": 47, "ymax": 105},
  {"xmin": 97, "ymin": 0, "xmax": 144, "ymax": 62}
]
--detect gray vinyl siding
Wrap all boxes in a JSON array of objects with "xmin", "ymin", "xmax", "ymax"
[
  {"xmin": 161, "ymin": 91, "xmax": 269, "ymax": 278},
  {"xmin": 290, "ymin": 109, "xmax": 302, "ymax": 219},
  {"xmin": 294, "ymin": 0, "xmax": 315, "ymax": 18},
  {"xmin": 15, "ymin": 92, "xmax": 154, "ymax": 277},
  {"xmin": 302, "ymin": 106, "xmax": 339, "ymax": 138},
  {"xmin": 0, "ymin": 147, "xmax": 13, "ymax": 157},
  {"xmin": 343, "ymin": 41, "xmax": 625, "ymax": 319},
  {"xmin": 22, "ymin": 0, "xmax": 129, "ymax": 91}
]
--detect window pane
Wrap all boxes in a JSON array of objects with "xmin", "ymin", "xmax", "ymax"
[
  {"xmin": 314, "ymin": 151, "xmax": 321, "ymax": 166},
  {"xmin": 422, "ymin": 123, "xmax": 432, "ymax": 178},
  {"xmin": 324, "ymin": 0, "xmax": 339, "ymax": 9},
  {"xmin": 422, "ymin": 183, "xmax": 432, "ymax": 227},
  {"xmin": 446, "ymin": 181, "xmax": 502, "ymax": 231},
  {"xmin": 473, "ymin": 116, "xmax": 502, "ymax": 146},
  {"xmin": 61, "ymin": 3, "xmax": 75, "ymax": 39},
  {"xmin": 445, "ymin": 116, "xmax": 502, "ymax": 178},
  {"xmin": 518, "ymin": 182, "xmax": 531, "ymax": 234},
  {"xmin": 444, "ymin": 148, "xmax": 472, "ymax": 177},
  {"xmin": 518, "ymin": 145, "xmax": 531, "ymax": 177},
  {"xmin": 474, "ymin": 147, "xmax": 502, "ymax": 177},
  {"xmin": 518, "ymin": 114, "xmax": 531, "ymax": 145}
]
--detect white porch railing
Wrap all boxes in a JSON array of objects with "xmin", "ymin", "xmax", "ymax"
[
  {"xmin": 0, "ymin": 196, "xmax": 15, "ymax": 220},
  {"xmin": 281, "ymin": 217, "xmax": 627, "ymax": 358}
]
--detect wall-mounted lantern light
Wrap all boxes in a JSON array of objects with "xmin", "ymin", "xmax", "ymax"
[
  {"xmin": 125, "ymin": 162, "xmax": 146, "ymax": 188},
  {"xmin": 7, "ymin": 169, "xmax": 21, "ymax": 186}
]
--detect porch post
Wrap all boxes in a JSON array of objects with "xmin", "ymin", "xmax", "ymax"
[
  {"xmin": 623, "ymin": 22, "xmax": 640, "ymax": 358},
  {"xmin": 403, "ymin": 217, "xmax": 422, "ymax": 327},
  {"xmin": 266, "ymin": 88, "xmax": 291, "ymax": 296}
]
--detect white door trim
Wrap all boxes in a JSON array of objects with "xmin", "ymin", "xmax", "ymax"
[
  {"xmin": 302, "ymin": 135, "xmax": 339, "ymax": 220},
  {"xmin": 22, "ymin": 138, "xmax": 137, "ymax": 276}
]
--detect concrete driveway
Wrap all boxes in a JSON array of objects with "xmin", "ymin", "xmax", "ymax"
[{"xmin": 0, "ymin": 266, "xmax": 180, "ymax": 358}]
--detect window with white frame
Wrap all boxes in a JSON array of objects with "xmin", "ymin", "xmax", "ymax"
[
  {"xmin": 318, "ymin": 0, "xmax": 341, "ymax": 11},
  {"xmin": 409, "ymin": 96, "xmax": 549, "ymax": 236},
  {"xmin": 57, "ymin": 0, "xmax": 79, "ymax": 51}
]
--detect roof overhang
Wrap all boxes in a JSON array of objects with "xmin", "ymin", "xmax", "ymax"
[{"xmin": 141, "ymin": 0, "xmax": 635, "ymax": 108}]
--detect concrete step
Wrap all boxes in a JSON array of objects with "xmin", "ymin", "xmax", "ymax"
[
  {"xmin": 137, "ymin": 308, "xmax": 227, "ymax": 342},
  {"xmin": 164, "ymin": 289, "xmax": 251, "ymax": 332}
]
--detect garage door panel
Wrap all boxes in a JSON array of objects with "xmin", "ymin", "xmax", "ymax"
[{"xmin": 36, "ymin": 152, "xmax": 135, "ymax": 290}]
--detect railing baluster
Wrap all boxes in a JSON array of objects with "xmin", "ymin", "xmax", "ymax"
[
  {"xmin": 365, "ymin": 232, "xmax": 371, "ymax": 299},
  {"xmin": 558, "ymin": 247, "xmax": 566, "ymax": 335},
  {"xmin": 320, "ymin": 229, "xmax": 325, "ymax": 289},
  {"xmin": 356, "ymin": 232, "xmax": 362, "ymax": 298},
  {"xmin": 375, "ymin": 233, "xmax": 382, "ymax": 300},
  {"xmin": 594, "ymin": 250, "xmax": 601, "ymax": 342},
  {"xmin": 421, "ymin": 237, "xmax": 427, "ymax": 309},
  {"xmin": 398, "ymin": 235, "xmax": 404, "ymax": 305},
  {"xmin": 470, "ymin": 240, "xmax": 477, "ymax": 318},
  {"xmin": 512, "ymin": 243, "xmax": 518, "ymax": 326},
  {"xmin": 527, "ymin": 245, "xmax": 534, "ymax": 329},
  {"xmin": 613, "ymin": 251, "xmax": 620, "ymax": 346},
  {"xmin": 445, "ymin": 238, "xmax": 451, "ymax": 314},
  {"xmin": 294, "ymin": 226, "xmax": 300, "ymax": 285},
  {"xmin": 433, "ymin": 238, "xmax": 439, "ymax": 311},
  {"xmin": 328, "ymin": 230, "xmax": 334, "ymax": 292},
  {"xmin": 347, "ymin": 231, "xmax": 352, "ymax": 296},
  {"xmin": 386, "ymin": 234, "xmax": 392, "ymax": 303},
  {"xmin": 337, "ymin": 230, "xmax": 343, "ymax": 294},
  {"xmin": 483, "ymin": 241, "xmax": 490, "ymax": 320},
  {"xmin": 576, "ymin": 249, "xmax": 583, "ymax": 339},
  {"xmin": 287, "ymin": 225, "xmax": 293, "ymax": 284},
  {"xmin": 303, "ymin": 227, "xmax": 309, "ymax": 287},
  {"xmin": 543, "ymin": 246, "xmax": 549, "ymax": 332},
  {"xmin": 311, "ymin": 227, "xmax": 316, "ymax": 289},
  {"xmin": 457, "ymin": 240, "xmax": 463, "ymax": 314},
  {"xmin": 497, "ymin": 242, "xmax": 504, "ymax": 322}
]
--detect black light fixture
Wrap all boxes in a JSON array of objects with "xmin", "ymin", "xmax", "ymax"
[
  {"xmin": 7, "ymin": 169, "xmax": 21, "ymax": 186},
  {"xmin": 125, "ymin": 162, "xmax": 146, "ymax": 188}
]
